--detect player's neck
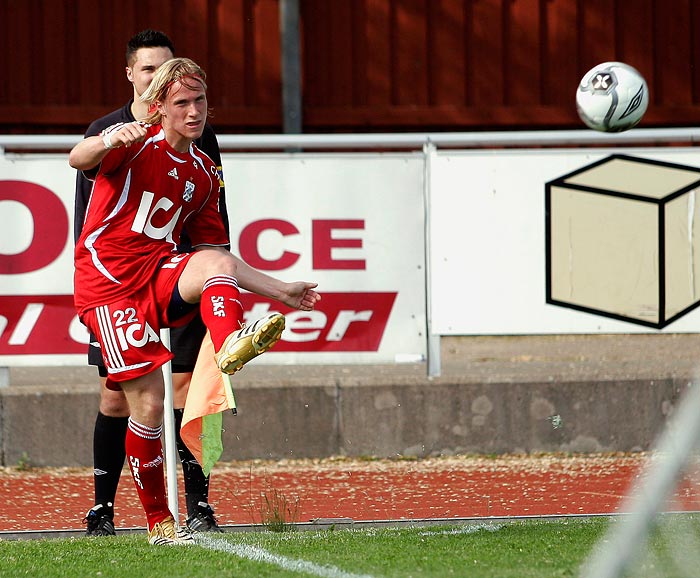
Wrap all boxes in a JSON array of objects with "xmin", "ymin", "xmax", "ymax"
[
  {"xmin": 163, "ymin": 128, "xmax": 194, "ymax": 153},
  {"xmin": 130, "ymin": 97, "xmax": 149, "ymax": 122}
]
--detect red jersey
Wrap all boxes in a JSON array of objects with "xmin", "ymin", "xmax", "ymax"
[{"xmin": 74, "ymin": 124, "xmax": 228, "ymax": 315}]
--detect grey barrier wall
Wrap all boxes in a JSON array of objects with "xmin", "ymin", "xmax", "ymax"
[{"xmin": 1, "ymin": 332, "xmax": 697, "ymax": 467}]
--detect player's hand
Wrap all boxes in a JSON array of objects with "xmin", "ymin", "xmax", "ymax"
[
  {"xmin": 103, "ymin": 121, "xmax": 149, "ymax": 149},
  {"xmin": 282, "ymin": 282, "xmax": 321, "ymax": 311}
]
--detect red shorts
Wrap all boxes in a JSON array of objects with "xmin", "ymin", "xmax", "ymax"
[{"xmin": 81, "ymin": 253, "xmax": 197, "ymax": 384}]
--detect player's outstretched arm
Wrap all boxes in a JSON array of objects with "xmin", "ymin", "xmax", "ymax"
[{"xmin": 229, "ymin": 253, "xmax": 321, "ymax": 311}]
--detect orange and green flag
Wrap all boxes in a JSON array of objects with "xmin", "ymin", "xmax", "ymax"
[{"xmin": 180, "ymin": 331, "xmax": 236, "ymax": 476}]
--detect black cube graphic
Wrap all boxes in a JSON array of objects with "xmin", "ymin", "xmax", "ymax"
[{"xmin": 546, "ymin": 154, "xmax": 700, "ymax": 328}]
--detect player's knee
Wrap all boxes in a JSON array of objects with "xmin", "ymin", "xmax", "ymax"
[
  {"xmin": 99, "ymin": 382, "xmax": 130, "ymax": 417},
  {"xmin": 133, "ymin": 395, "xmax": 166, "ymax": 426},
  {"xmin": 201, "ymin": 248, "xmax": 237, "ymax": 277}
]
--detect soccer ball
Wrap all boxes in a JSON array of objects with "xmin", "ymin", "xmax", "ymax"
[{"xmin": 575, "ymin": 61, "xmax": 649, "ymax": 132}]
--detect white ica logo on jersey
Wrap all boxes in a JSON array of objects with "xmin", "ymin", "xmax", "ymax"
[
  {"xmin": 116, "ymin": 321, "xmax": 160, "ymax": 351},
  {"xmin": 131, "ymin": 191, "xmax": 182, "ymax": 243},
  {"xmin": 113, "ymin": 308, "xmax": 160, "ymax": 351}
]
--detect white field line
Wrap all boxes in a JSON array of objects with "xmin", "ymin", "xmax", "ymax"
[
  {"xmin": 418, "ymin": 523, "xmax": 505, "ymax": 536},
  {"xmin": 197, "ymin": 535, "xmax": 375, "ymax": 578}
]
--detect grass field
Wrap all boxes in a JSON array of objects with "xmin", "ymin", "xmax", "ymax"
[
  {"xmin": 4, "ymin": 515, "xmax": 699, "ymax": 578},
  {"xmin": 0, "ymin": 518, "xmax": 609, "ymax": 578}
]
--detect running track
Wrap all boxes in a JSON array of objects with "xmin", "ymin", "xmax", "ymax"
[{"xmin": 1, "ymin": 454, "xmax": 696, "ymax": 534}]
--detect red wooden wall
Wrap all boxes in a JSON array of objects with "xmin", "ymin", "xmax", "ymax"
[{"xmin": 1, "ymin": 0, "xmax": 699, "ymax": 134}]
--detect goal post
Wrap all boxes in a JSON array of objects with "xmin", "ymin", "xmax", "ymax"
[{"xmin": 580, "ymin": 380, "xmax": 700, "ymax": 578}]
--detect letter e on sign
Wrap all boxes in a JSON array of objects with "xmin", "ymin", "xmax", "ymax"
[
  {"xmin": 313, "ymin": 219, "xmax": 365, "ymax": 270},
  {"xmin": 0, "ymin": 181, "xmax": 68, "ymax": 274}
]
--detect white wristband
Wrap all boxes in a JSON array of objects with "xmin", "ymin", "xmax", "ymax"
[{"xmin": 102, "ymin": 132, "xmax": 116, "ymax": 150}]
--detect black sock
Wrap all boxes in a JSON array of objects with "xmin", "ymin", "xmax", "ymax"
[
  {"xmin": 92, "ymin": 412, "xmax": 128, "ymax": 513},
  {"xmin": 173, "ymin": 408, "xmax": 210, "ymax": 515}
]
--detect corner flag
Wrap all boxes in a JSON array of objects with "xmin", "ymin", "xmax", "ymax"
[{"xmin": 180, "ymin": 331, "xmax": 236, "ymax": 476}]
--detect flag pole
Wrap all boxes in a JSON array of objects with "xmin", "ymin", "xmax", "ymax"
[{"xmin": 160, "ymin": 329, "xmax": 179, "ymax": 524}]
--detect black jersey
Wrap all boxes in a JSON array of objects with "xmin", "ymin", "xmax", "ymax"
[{"xmin": 73, "ymin": 99, "xmax": 230, "ymax": 250}]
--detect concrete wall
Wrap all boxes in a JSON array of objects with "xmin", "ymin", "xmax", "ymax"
[
  {"xmin": 0, "ymin": 376, "xmax": 685, "ymax": 467},
  {"xmin": 4, "ymin": 334, "xmax": 696, "ymax": 467}
]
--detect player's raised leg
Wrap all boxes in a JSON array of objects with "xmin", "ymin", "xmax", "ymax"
[{"xmin": 178, "ymin": 249, "xmax": 286, "ymax": 374}]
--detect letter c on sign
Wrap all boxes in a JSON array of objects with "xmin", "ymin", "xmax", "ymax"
[
  {"xmin": 0, "ymin": 181, "xmax": 69, "ymax": 274},
  {"xmin": 239, "ymin": 219, "xmax": 300, "ymax": 270}
]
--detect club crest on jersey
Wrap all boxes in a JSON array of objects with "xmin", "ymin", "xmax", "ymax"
[{"xmin": 183, "ymin": 180, "xmax": 195, "ymax": 202}]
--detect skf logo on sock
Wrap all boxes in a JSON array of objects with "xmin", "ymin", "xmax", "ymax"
[
  {"xmin": 129, "ymin": 456, "xmax": 144, "ymax": 489},
  {"xmin": 211, "ymin": 295, "xmax": 226, "ymax": 317}
]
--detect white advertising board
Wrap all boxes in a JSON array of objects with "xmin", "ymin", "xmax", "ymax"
[
  {"xmin": 6, "ymin": 142, "xmax": 699, "ymax": 367},
  {"xmin": 222, "ymin": 153, "xmax": 427, "ymax": 364},
  {"xmin": 0, "ymin": 152, "xmax": 426, "ymax": 365},
  {"xmin": 429, "ymin": 147, "xmax": 700, "ymax": 334}
]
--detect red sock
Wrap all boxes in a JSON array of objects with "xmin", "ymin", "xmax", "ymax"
[
  {"xmin": 125, "ymin": 418, "xmax": 170, "ymax": 530},
  {"xmin": 200, "ymin": 275, "xmax": 244, "ymax": 351}
]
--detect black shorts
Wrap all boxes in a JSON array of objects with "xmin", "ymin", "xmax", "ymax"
[{"xmin": 90, "ymin": 312, "xmax": 207, "ymax": 376}]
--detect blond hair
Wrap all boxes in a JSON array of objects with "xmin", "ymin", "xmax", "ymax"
[{"xmin": 141, "ymin": 57, "xmax": 209, "ymax": 125}]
